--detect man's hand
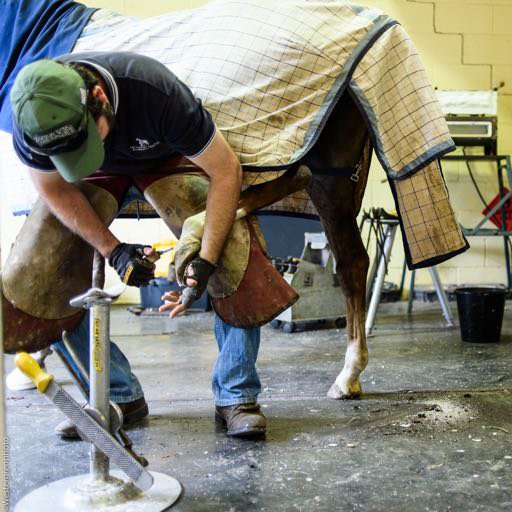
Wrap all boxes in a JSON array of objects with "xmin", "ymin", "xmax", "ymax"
[
  {"xmin": 159, "ymin": 290, "xmax": 183, "ymax": 318},
  {"xmin": 108, "ymin": 243, "xmax": 156, "ymax": 287},
  {"xmin": 173, "ymin": 212, "xmax": 204, "ymax": 286},
  {"xmin": 159, "ymin": 257, "xmax": 216, "ymax": 318}
]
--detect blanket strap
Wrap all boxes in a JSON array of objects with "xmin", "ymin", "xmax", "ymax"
[{"xmin": 307, "ymin": 166, "xmax": 357, "ymax": 177}]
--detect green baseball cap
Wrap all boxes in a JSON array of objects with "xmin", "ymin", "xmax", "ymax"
[{"xmin": 10, "ymin": 59, "xmax": 104, "ymax": 182}]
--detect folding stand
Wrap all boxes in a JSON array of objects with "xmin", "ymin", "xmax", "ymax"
[
  {"xmin": 14, "ymin": 254, "xmax": 182, "ymax": 511},
  {"xmin": 365, "ymin": 216, "xmax": 454, "ymax": 335}
]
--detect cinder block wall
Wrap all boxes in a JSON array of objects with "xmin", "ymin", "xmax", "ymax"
[
  {"xmin": 7, "ymin": 0, "xmax": 511, "ymax": 302},
  {"xmin": 359, "ymin": 0, "xmax": 512, "ymax": 290}
]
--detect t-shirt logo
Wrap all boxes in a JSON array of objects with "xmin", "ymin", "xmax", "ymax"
[{"xmin": 130, "ymin": 138, "xmax": 160, "ymax": 152}]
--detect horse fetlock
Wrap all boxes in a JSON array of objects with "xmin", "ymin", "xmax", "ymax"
[
  {"xmin": 327, "ymin": 345, "xmax": 367, "ymax": 399},
  {"xmin": 358, "ymin": 350, "xmax": 369, "ymax": 370},
  {"xmin": 344, "ymin": 344, "xmax": 368, "ymax": 372}
]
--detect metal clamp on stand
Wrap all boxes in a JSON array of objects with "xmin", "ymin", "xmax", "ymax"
[{"xmin": 14, "ymin": 252, "xmax": 182, "ymax": 511}]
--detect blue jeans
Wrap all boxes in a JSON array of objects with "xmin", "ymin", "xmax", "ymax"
[
  {"xmin": 54, "ymin": 310, "xmax": 262, "ymax": 406},
  {"xmin": 212, "ymin": 314, "xmax": 261, "ymax": 406}
]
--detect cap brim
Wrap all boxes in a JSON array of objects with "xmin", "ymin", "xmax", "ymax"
[{"xmin": 50, "ymin": 112, "xmax": 104, "ymax": 183}]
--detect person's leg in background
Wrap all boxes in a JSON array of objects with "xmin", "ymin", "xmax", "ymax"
[
  {"xmin": 212, "ymin": 314, "xmax": 266, "ymax": 437},
  {"xmin": 51, "ymin": 310, "xmax": 148, "ymax": 439}
]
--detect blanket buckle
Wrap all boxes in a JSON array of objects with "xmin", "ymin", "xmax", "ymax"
[{"xmin": 350, "ymin": 163, "xmax": 361, "ymax": 183}]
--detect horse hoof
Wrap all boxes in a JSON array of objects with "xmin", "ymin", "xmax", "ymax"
[
  {"xmin": 327, "ymin": 382, "xmax": 361, "ymax": 400},
  {"xmin": 327, "ymin": 383, "xmax": 346, "ymax": 399}
]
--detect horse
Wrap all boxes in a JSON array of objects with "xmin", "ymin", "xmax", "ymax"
[{"xmin": 1, "ymin": 1, "xmax": 467, "ymax": 401}]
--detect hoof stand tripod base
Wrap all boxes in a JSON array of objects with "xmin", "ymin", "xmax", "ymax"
[{"xmin": 14, "ymin": 278, "xmax": 182, "ymax": 511}]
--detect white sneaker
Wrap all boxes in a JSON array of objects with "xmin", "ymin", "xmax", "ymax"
[{"xmin": 6, "ymin": 349, "xmax": 51, "ymax": 391}]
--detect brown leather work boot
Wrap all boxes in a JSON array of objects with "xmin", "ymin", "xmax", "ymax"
[
  {"xmin": 215, "ymin": 403, "xmax": 266, "ymax": 437},
  {"xmin": 54, "ymin": 396, "xmax": 149, "ymax": 440}
]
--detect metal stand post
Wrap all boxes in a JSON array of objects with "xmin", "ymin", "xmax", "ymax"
[
  {"xmin": 88, "ymin": 292, "xmax": 111, "ymax": 482},
  {"xmin": 366, "ymin": 223, "xmax": 397, "ymax": 335},
  {"xmin": 497, "ymin": 158, "xmax": 512, "ymax": 289},
  {"xmin": 443, "ymin": 154, "xmax": 512, "ymax": 288},
  {"xmin": 407, "ymin": 270, "xmax": 416, "ymax": 315},
  {"xmin": 428, "ymin": 267, "xmax": 454, "ymax": 326},
  {"xmin": 406, "ymin": 268, "xmax": 454, "ymax": 326},
  {"xmin": 88, "ymin": 251, "xmax": 110, "ymax": 481}
]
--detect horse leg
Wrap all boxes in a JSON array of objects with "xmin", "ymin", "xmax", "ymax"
[
  {"xmin": 303, "ymin": 90, "xmax": 371, "ymax": 398},
  {"xmin": 308, "ymin": 173, "xmax": 369, "ymax": 398}
]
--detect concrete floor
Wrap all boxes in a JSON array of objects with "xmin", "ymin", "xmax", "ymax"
[{"xmin": 5, "ymin": 301, "xmax": 512, "ymax": 511}]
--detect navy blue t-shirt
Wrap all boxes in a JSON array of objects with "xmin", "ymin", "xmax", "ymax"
[{"xmin": 13, "ymin": 51, "xmax": 216, "ymax": 174}]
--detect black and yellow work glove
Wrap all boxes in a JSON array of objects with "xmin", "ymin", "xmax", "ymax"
[
  {"xmin": 180, "ymin": 257, "xmax": 217, "ymax": 307},
  {"xmin": 108, "ymin": 243, "xmax": 155, "ymax": 287}
]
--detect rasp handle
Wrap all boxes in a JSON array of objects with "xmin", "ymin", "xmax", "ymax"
[{"xmin": 15, "ymin": 352, "xmax": 53, "ymax": 392}]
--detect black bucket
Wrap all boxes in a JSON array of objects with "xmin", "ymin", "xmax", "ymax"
[{"xmin": 455, "ymin": 287, "xmax": 506, "ymax": 343}]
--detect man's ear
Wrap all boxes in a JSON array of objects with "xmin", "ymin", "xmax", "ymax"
[{"xmin": 91, "ymin": 85, "xmax": 109, "ymax": 104}]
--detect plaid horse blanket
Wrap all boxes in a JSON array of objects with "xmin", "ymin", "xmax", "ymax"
[
  {"xmin": 75, "ymin": 2, "xmax": 455, "ymax": 178},
  {"xmin": 0, "ymin": 0, "xmax": 468, "ymax": 268}
]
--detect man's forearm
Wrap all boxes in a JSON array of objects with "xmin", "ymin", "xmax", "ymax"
[
  {"xmin": 178, "ymin": 130, "xmax": 243, "ymax": 266},
  {"xmin": 37, "ymin": 179, "xmax": 119, "ymax": 258},
  {"xmin": 199, "ymin": 167, "xmax": 241, "ymax": 264}
]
